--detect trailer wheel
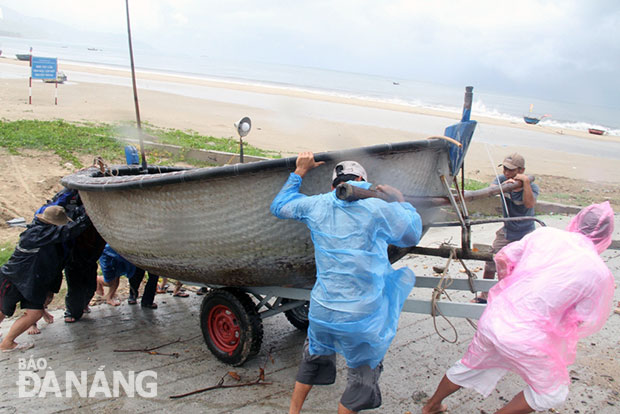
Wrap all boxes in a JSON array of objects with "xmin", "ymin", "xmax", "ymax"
[
  {"xmin": 282, "ymin": 299, "xmax": 310, "ymax": 330},
  {"xmin": 200, "ymin": 288, "xmax": 263, "ymax": 366}
]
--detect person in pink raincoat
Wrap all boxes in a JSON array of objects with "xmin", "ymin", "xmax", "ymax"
[{"xmin": 423, "ymin": 201, "xmax": 615, "ymax": 414}]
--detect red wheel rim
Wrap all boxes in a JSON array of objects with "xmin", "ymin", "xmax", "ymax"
[{"xmin": 208, "ymin": 304, "xmax": 240, "ymax": 354}]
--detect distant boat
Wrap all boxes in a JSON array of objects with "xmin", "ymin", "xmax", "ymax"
[
  {"xmin": 523, "ymin": 114, "xmax": 550, "ymax": 125},
  {"xmin": 523, "ymin": 104, "xmax": 550, "ymax": 125},
  {"xmin": 588, "ymin": 128, "xmax": 605, "ymax": 135},
  {"xmin": 16, "ymin": 53, "xmax": 31, "ymax": 61},
  {"xmin": 392, "ymin": 81, "xmax": 400, "ymax": 85}
]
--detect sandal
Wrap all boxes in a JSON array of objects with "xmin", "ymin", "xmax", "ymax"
[
  {"xmin": 173, "ymin": 292, "xmax": 189, "ymax": 297},
  {"xmin": 156, "ymin": 284, "xmax": 169, "ymax": 294},
  {"xmin": 471, "ymin": 297, "xmax": 487, "ymax": 304},
  {"xmin": 141, "ymin": 303, "xmax": 158, "ymax": 309},
  {"xmin": 196, "ymin": 287, "xmax": 208, "ymax": 296},
  {"xmin": 128, "ymin": 298, "xmax": 138, "ymax": 305},
  {"xmin": 64, "ymin": 312, "xmax": 77, "ymax": 323}
]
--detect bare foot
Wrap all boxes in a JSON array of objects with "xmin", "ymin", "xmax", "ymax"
[
  {"xmin": 42, "ymin": 309, "xmax": 54, "ymax": 324},
  {"xmin": 27, "ymin": 324, "xmax": 41, "ymax": 335},
  {"xmin": 105, "ymin": 298, "xmax": 121, "ymax": 306},
  {"xmin": 422, "ymin": 403, "xmax": 448, "ymax": 414}
]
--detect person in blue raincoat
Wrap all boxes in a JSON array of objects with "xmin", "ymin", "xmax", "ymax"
[{"xmin": 271, "ymin": 152, "xmax": 422, "ymax": 414}]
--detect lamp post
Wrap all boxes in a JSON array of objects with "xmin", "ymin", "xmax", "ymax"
[{"xmin": 235, "ymin": 117, "xmax": 252, "ymax": 163}]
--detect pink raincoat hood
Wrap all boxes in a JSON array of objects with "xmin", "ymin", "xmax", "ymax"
[{"xmin": 566, "ymin": 201, "xmax": 614, "ymax": 253}]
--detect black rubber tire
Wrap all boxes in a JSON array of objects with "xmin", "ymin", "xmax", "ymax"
[
  {"xmin": 200, "ymin": 288, "xmax": 263, "ymax": 366},
  {"xmin": 282, "ymin": 299, "xmax": 310, "ymax": 330}
]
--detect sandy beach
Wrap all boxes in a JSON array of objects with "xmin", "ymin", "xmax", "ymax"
[{"xmin": 1, "ymin": 57, "xmax": 619, "ymax": 180}]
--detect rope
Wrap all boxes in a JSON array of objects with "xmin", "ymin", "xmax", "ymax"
[
  {"xmin": 91, "ymin": 157, "xmax": 116, "ymax": 176},
  {"xmin": 430, "ymin": 246, "xmax": 479, "ymax": 343},
  {"xmin": 431, "ymin": 248, "xmax": 459, "ymax": 343},
  {"xmin": 484, "ymin": 144, "xmax": 510, "ymax": 217}
]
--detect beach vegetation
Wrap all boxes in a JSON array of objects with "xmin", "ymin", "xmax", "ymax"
[
  {"xmin": 0, "ymin": 119, "xmax": 122, "ymax": 168},
  {"xmin": 463, "ymin": 178, "xmax": 487, "ymax": 191},
  {"xmin": 0, "ymin": 119, "xmax": 280, "ymax": 169},
  {"xmin": 142, "ymin": 123, "xmax": 280, "ymax": 159}
]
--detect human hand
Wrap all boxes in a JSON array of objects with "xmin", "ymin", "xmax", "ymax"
[
  {"xmin": 294, "ymin": 152, "xmax": 325, "ymax": 178},
  {"xmin": 376, "ymin": 184, "xmax": 405, "ymax": 203},
  {"xmin": 513, "ymin": 173, "xmax": 529, "ymax": 184},
  {"xmin": 503, "ymin": 178, "xmax": 522, "ymax": 191}
]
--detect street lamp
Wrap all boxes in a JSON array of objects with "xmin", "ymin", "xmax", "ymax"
[{"xmin": 234, "ymin": 117, "xmax": 252, "ymax": 163}]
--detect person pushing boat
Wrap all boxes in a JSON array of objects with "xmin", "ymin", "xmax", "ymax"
[{"xmin": 271, "ymin": 152, "xmax": 423, "ymax": 414}]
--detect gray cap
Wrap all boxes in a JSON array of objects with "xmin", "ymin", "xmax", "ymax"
[{"xmin": 332, "ymin": 160, "xmax": 368, "ymax": 182}]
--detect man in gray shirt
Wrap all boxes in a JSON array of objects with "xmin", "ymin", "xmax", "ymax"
[{"xmin": 474, "ymin": 153, "xmax": 539, "ymax": 303}]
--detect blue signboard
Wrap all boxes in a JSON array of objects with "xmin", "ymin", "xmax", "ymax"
[{"xmin": 31, "ymin": 57, "xmax": 58, "ymax": 79}]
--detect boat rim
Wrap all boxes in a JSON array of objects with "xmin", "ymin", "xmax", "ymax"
[{"xmin": 61, "ymin": 138, "xmax": 449, "ymax": 192}]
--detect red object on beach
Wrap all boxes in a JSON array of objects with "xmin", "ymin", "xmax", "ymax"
[{"xmin": 588, "ymin": 128, "xmax": 605, "ymax": 135}]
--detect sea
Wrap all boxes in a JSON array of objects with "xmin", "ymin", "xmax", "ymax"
[{"xmin": 1, "ymin": 35, "xmax": 619, "ymax": 136}]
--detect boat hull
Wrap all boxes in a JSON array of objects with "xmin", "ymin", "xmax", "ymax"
[
  {"xmin": 523, "ymin": 116, "xmax": 540, "ymax": 125},
  {"xmin": 588, "ymin": 128, "xmax": 605, "ymax": 135},
  {"xmin": 63, "ymin": 140, "xmax": 455, "ymax": 288},
  {"xmin": 16, "ymin": 54, "xmax": 31, "ymax": 61}
]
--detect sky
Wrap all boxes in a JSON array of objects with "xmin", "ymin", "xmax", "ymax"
[{"xmin": 1, "ymin": 0, "xmax": 619, "ymax": 107}]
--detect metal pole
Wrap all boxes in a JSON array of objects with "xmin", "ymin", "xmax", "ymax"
[
  {"xmin": 125, "ymin": 0, "xmax": 147, "ymax": 171},
  {"xmin": 462, "ymin": 86, "xmax": 473, "ymax": 122},
  {"xmin": 28, "ymin": 47, "xmax": 32, "ymax": 105},
  {"xmin": 239, "ymin": 138, "xmax": 244, "ymax": 163}
]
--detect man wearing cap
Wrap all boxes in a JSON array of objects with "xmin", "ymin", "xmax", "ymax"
[
  {"xmin": 271, "ymin": 152, "xmax": 422, "ymax": 414},
  {"xmin": 475, "ymin": 153, "xmax": 539, "ymax": 303},
  {"xmin": 0, "ymin": 205, "xmax": 91, "ymax": 352},
  {"xmin": 34, "ymin": 188, "xmax": 106, "ymax": 323}
]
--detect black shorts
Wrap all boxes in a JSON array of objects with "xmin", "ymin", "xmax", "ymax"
[
  {"xmin": 0, "ymin": 276, "xmax": 43, "ymax": 317},
  {"xmin": 296, "ymin": 338, "xmax": 337, "ymax": 385},
  {"xmin": 295, "ymin": 338, "xmax": 384, "ymax": 412}
]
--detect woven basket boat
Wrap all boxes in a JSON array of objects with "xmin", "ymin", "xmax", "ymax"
[{"xmin": 61, "ymin": 135, "xmax": 475, "ymax": 289}]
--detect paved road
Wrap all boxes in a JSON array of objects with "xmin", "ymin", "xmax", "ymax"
[{"xmin": 1, "ymin": 214, "xmax": 619, "ymax": 413}]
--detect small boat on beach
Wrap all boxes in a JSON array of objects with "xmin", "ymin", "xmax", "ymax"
[
  {"xmin": 16, "ymin": 53, "xmax": 31, "ymax": 61},
  {"xmin": 62, "ymin": 138, "xmax": 470, "ymax": 288},
  {"xmin": 523, "ymin": 104, "xmax": 550, "ymax": 125},
  {"xmin": 588, "ymin": 128, "xmax": 605, "ymax": 136},
  {"xmin": 523, "ymin": 114, "xmax": 551, "ymax": 125}
]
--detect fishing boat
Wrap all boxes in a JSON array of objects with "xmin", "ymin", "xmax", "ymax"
[
  {"xmin": 61, "ymin": 90, "xmax": 477, "ymax": 290},
  {"xmin": 523, "ymin": 104, "xmax": 550, "ymax": 125},
  {"xmin": 16, "ymin": 53, "xmax": 31, "ymax": 61},
  {"xmin": 588, "ymin": 128, "xmax": 605, "ymax": 135}
]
